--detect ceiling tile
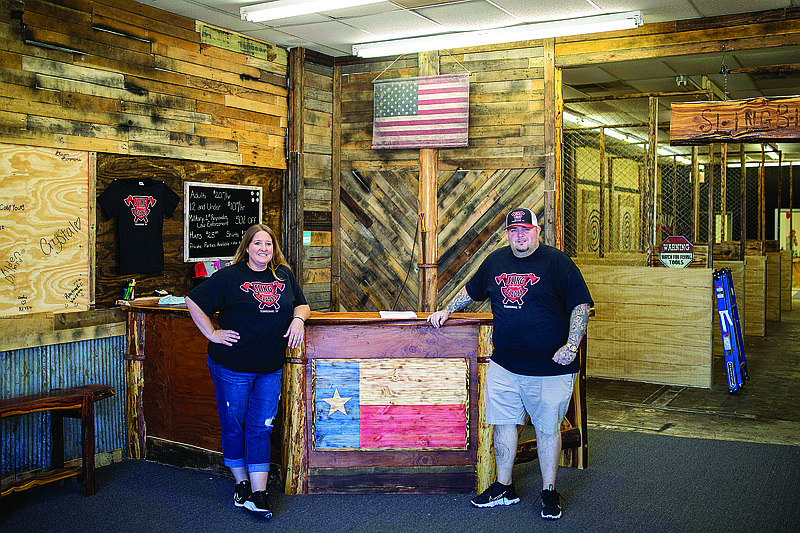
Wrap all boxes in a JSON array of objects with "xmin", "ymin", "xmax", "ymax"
[
  {"xmin": 414, "ymin": 0, "xmax": 518, "ymax": 30},
  {"xmin": 601, "ymin": 59, "xmax": 678, "ymax": 80},
  {"xmin": 688, "ymin": 0, "xmax": 791, "ymax": 17},
  {"xmin": 489, "ymin": 0, "xmax": 603, "ymax": 22},
  {"xmin": 318, "ymin": 1, "xmax": 399, "ymax": 19},
  {"xmin": 345, "ymin": 10, "xmax": 445, "ymax": 40}
]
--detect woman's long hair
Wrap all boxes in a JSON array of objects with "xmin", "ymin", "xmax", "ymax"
[{"xmin": 232, "ymin": 224, "xmax": 290, "ymax": 279}]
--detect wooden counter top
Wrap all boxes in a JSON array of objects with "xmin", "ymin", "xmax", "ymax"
[{"xmin": 116, "ymin": 299, "xmax": 493, "ymax": 325}]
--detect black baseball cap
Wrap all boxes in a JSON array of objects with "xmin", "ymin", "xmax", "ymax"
[{"xmin": 504, "ymin": 208, "xmax": 538, "ymax": 229}]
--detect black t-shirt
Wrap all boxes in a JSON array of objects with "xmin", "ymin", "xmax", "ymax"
[
  {"xmin": 98, "ymin": 178, "xmax": 181, "ymax": 274},
  {"xmin": 187, "ymin": 261, "xmax": 307, "ymax": 374},
  {"xmin": 465, "ymin": 245, "xmax": 593, "ymax": 376}
]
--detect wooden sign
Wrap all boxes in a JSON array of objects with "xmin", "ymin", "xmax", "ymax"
[
  {"xmin": 670, "ymin": 96, "xmax": 800, "ymax": 145},
  {"xmin": 0, "ymin": 143, "xmax": 89, "ymax": 317}
]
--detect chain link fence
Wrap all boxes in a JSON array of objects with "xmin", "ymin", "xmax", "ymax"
[{"xmin": 561, "ymin": 91, "xmax": 759, "ymax": 266}]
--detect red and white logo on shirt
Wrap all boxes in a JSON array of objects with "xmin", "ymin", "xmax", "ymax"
[
  {"xmin": 495, "ymin": 273, "xmax": 540, "ymax": 307},
  {"xmin": 240, "ymin": 281, "xmax": 285, "ymax": 310},
  {"xmin": 124, "ymin": 195, "xmax": 157, "ymax": 225}
]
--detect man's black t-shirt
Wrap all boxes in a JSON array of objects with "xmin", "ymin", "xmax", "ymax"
[
  {"xmin": 187, "ymin": 261, "xmax": 307, "ymax": 374},
  {"xmin": 98, "ymin": 178, "xmax": 181, "ymax": 274},
  {"xmin": 465, "ymin": 244, "xmax": 593, "ymax": 376}
]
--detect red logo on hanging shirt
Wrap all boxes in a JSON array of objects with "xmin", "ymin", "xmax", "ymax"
[
  {"xmin": 240, "ymin": 281, "xmax": 285, "ymax": 310},
  {"xmin": 495, "ymin": 273, "xmax": 540, "ymax": 307},
  {"xmin": 124, "ymin": 195, "xmax": 157, "ymax": 225}
]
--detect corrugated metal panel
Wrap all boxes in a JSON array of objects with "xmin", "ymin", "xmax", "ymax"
[{"xmin": 1, "ymin": 335, "xmax": 126, "ymax": 477}]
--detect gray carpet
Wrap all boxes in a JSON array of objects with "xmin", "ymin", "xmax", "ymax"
[{"xmin": 2, "ymin": 429, "xmax": 799, "ymax": 533}]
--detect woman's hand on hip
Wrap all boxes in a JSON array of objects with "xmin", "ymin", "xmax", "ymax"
[{"xmin": 209, "ymin": 329, "xmax": 240, "ymax": 346}]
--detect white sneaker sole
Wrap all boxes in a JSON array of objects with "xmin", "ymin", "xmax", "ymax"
[
  {"xmin": 471, "ymin": 496, "xmax": 521, "ymax": 508},
  {"xmin": 244, "ymin": 502, "xmax": 273, "ymax": 518}
]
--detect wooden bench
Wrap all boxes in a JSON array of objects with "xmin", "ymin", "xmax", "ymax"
[{"xmin": 1, "ymin": 384, "xmax": 115, "ymax": 515}]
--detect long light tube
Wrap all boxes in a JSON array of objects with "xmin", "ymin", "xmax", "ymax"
[
  {"xmin": 241, "ymin": 0, "xmax": 385, "ymax": 23},
  {"xmin": 352, "ymin": 11, "xmax": 643, "ymax": 57}
]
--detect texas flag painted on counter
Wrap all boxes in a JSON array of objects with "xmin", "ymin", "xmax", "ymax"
[{"xmin": 313, "ymin": 358, "xmax": 468, "ymax": 450}]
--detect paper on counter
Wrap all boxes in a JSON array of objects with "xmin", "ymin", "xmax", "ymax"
[{"xmin": 378, "ymin": 311, "xmax": 418, "ymax": 319}]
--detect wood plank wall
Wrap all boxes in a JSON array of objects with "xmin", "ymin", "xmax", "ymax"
[
  {"xmin": 336, "ymin": 43, "xmax": 547, "ymax": 312},
  {"xmin": 95, "ymin": 154, "xmax": 283, "ymax": 307},
  {"xmin": 577, "ymin": 264, "xmax": 714, "ymax": 388},
  {"xmin": 0, "ymin": 0, "xmax": 287, "ymax": 166},
  {"xmin": 781, "ymin": 250, "xmax": 793, "ymax": 312},
  {"xmin": 766, "ymin": 251, "xmax": 781, "ymax": 321},
  {"xmin": 744, "ymin": 255, "xmax": 767, "ymax": 336},
  {"xmin": 302, "ymin": 59, "xmax": 333, "ymax": 310}
]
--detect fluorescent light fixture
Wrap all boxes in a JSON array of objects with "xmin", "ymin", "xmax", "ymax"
[
  {"xmin": 353, "ymin": 11, "xmax": 643, "ymax": 57},
  {"xmin": 241, "ymin": 0, "xmax": 385, "ymax": 23}
]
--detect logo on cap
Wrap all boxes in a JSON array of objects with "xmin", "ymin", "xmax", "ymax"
[{"xmin": 505, "ymin": 208, "xmax": 537, "ymax": 229}]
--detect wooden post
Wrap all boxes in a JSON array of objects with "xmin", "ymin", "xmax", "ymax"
[
  {"xmin": 553, "ymin": 66, "xmax": 564, "ymax": 250},
  {"xmin": 125, "ymin": 311, "xmax": 146, "ymax": 459},
  {"xmin": 648, "ymin": 97, "xmax": 658, "ymax": 254},
  {"xmin": 790, "ymin": 165, "xmax": 794, "ymax": 255},
  {"xmin": 287, "ymin": 47, "xmax": 306, "ymax": 275},
  {"xmin": 331, "ymin": 65, "xmax": 342, "ymax": 311},
  {"xmin": 608, "ymin": 153, "xmax": 614, "ymax": 252},
  {"xmin": 707, "ymin": 145, "xmax": 714, "ymax": 267},
  {"xmin": 760, "ymin": 144, "xmax": 766, "ymax": 241},
  {"xmin": 282, "ymin": 343, "xmax": 307, "ymax": 495},
  {"xmin": 672, "ymin": 156, "xmax": 677, "ymax": 236},
  {"xmin": 476, "ymin": 325, "xmax": 494, "ymax": 492},
  {"xmin": 598, "ymin": 128, "xmax": 606, "ymax": 258},
  {"xmin": 778, "ymin": 151, "xmax": 783, "ymax": 240},
  {"xmin": 741, "ymin": 144, "xmax": 747, "ymax": 254},
  {"xmin": 721, "ymin": 144, "xmax": 727, "ymax": 242},
  {"xmin": 543, "ymin": 38, "xmax": 557, "ymax": 247},
  {"xmin": 417, "ymin": 51, "xmax": 439, "ymax": 313},
  {"xmin": 692, "ymin": 146, "xmax": 700, "ymax": 243}
]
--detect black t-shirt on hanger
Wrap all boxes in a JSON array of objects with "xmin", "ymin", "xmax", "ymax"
[{"xmin": 98, "ymin": 178, "xmax": 181, "ymax": 274}]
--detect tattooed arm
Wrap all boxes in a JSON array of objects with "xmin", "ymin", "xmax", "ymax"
[
  {"xmin": 427, "ymin": 287, "xmax": 474, "ymax": 328},
  {"xmin": 553, "ymin": 302, "xmax": 591, "ymax": 365}
]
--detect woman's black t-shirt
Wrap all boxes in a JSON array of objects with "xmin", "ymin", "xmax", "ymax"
[
  {"xmin": 465, "ymin": 245, "xmax": 593, "ymax": 376},
  {"xmin": 187, "ymin": 261, "xmax": 307, "ymax": 374}
]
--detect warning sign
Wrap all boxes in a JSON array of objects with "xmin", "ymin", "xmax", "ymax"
[{"xmin": 659, "ymin": 236, "xmax": 694, "ymax": 268}]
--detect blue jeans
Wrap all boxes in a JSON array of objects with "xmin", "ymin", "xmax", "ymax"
[{"xmin": 207, "ymin": 356, "xmax": 282, "ymax": 473}]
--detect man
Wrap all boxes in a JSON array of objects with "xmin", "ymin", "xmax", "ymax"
[{"xmin": 428, "ymin": 207, "xmax": 592, "ymax": 520}]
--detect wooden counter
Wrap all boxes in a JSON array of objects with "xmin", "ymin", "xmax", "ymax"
[{"xmin": 118, "ymin": 302, "xmax": 587, "ymax": 494}]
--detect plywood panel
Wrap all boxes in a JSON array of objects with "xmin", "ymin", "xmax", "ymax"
[
  {"xmin": 765, "ymin": 251, "xmax": 781, "ymax": 322},
  {"xmin": 781, "ymin": 250, "xmax": 792, "ymax": 312},
  {"xmin": 577, "ymin": 263, "xmax": 713, "ymax": 388},
  {"xmin": 0, "ymin": 143, "xmax": 89, "ymax": 317},
  {"xmin": 744, "ymin": 255, "xmax": 766, "ymax": 336}
]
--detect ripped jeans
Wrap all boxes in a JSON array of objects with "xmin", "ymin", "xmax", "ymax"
[{"xmin": 207, "ymin": 356, "xmax": 282, "ymax": 473}]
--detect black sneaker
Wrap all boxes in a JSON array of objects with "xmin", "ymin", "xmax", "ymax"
[
  {"xmin": 234, "ymin": 480, "xmax": 251, "ymax": 508},
  {"xmin": 470, "ymin": 481, "xmax": 520, "ymax": 508},
  {"xmin": 540, "ymin": 485, "xmax": 562, "ymax": 519},
  {"xmin": 244, "ymin": 490, "xmax": 273, "ymax": 519}
]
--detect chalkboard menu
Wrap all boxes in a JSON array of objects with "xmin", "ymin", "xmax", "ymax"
[{"xmin": 183, "ymin": 182, "xmax": 262, "ymax": 261}]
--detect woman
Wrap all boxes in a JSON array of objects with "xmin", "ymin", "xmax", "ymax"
[{"xmin": 185, "ymin": 224, "xmax": 310, "ymax": 519}]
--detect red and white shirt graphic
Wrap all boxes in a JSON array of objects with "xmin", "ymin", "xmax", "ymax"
[
  {"xmin": 240, "ymin": 281, "xmax": 285, "ymax": 310},
  {"xmin": 495, "ymin": 272, "xmax": 540, "ymax": 307},
  {"xmin": 124, "ymin": 195, "xmax": 157, "ymax": 225}
]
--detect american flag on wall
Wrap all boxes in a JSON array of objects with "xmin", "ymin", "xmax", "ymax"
[{"xmin": 372, "ymin": 73, "xmax": 470, "ymax": 149}]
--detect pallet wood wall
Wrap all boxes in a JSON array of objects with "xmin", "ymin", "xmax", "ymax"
[
  {"xmin": 577, "ymin": 264, "xmax": 713, "ymax": 388},
  {"xmin": 781, "ymin": 250, "xmax": 793, "ymax": 311},
  {"xmin": 744, "ymin": 255, "xmax": 767, "ymax": 336},
  {"xmin": 302, "ymin": 60, "xmax": 333, "ymax": 311},
  {"xmin": 766, "ymin": 251, "xmax": 781, "ymax": 321},
  {"xmin": 712, "ymin": 261, "xmax": 745, "ymax": 357},
  {"xmin": 95, "ymin": 154, "xmax": 282, "ymax": 307},
  {"xmin": 554, "ymin": 7, "xmax": 800, "ymax": 68},
  {"xmin": 336, "ymin": 43, "xmax": 547, "ymax": 312},
  {"xmin": 0, "ymin": 0, "xmax": 287, "ymax": 168}
]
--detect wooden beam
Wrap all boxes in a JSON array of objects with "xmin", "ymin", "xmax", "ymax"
[
  {"xmin": 721, "ymin": 144, "xmax": 727, "ymax": 241},
  {"xmin": 599, "ymin": 128, "xmax": 606, "ymax": 258},
  {"xmin": 287, "ymin": 48, "xmax": 305, "ymax": 275},
  {"xmin": 707, "ymin": 145, "xmax": 714, "ymax": 266},
  {"xmin": 543, "ymin": 38, "xmax": 557, "ymax": 247},
  {"xmin": 740, "ymin": 144, "xmax": 747, "ymax": 247},
  {"xmin": 331, "ymin": 66, "xmax": 342, "ymax": 312},
  {"xmin": 692, "ymin": 146, "xmax": 699, "ymax": 243},
  {"xmin": 554, "ymin": 67, "xmax": 564, "ymax": 251},
  {"xmin": 417, "ymin": 51, "xmax": 438, "ymax": 313}
]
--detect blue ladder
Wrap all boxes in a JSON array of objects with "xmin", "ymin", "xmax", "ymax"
[{"xmin": 713, "ymin": 268, "xmax": 748, "ymax": 393}]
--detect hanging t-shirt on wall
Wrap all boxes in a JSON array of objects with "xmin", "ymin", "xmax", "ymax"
[{"xmin": 98, "ymin": 178, "xmax": 181, "ymax": 274}]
